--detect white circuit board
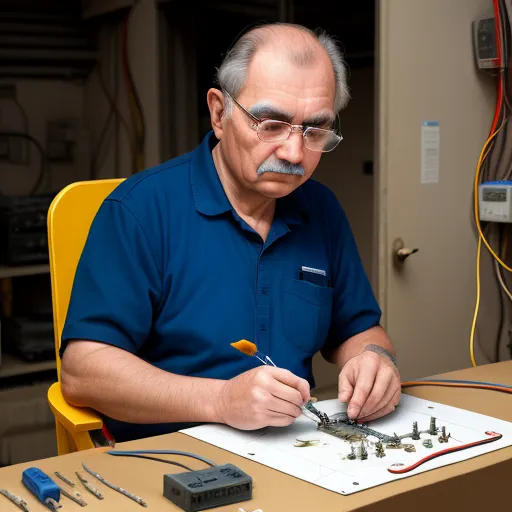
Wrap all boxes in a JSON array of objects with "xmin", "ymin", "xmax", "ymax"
[{"xmin": 181, "ymin": 395, "xmax": 512, "ymax": 495}]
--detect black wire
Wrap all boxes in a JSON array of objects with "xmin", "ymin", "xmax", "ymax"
[
  {"xmin": 125, "ymin": 4, "xmax": 145, "ymax": 160},
  {"xmin": 493, "ymin": 0, "xmax": 509, "ymax": 178},
  {"xmin": 0, "ymin": 131, "xmax": 47, "ymax": 194},
  {"xmin": 114, "ymin": 21, "xmax": 120, "ymax": 178},
  {"xmin": 495, "ymin": 223, "xmax": 505, "ymax": 362},
  {"xmin": 106, "ymin": 452, "xmax": 193, "ymax": 471},
  {"xmin": 90, "ymin": 25, "xmax": 117, "ymax": 178}
]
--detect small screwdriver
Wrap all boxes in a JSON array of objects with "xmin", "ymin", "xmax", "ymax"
[{"xmin": 21, "ymin": 468, "xmax": 61, "ymax": 511}]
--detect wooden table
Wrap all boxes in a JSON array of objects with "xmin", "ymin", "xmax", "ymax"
[{"xmin": 2, "ymin": 361, "xmax": 512, "ymax": 511}]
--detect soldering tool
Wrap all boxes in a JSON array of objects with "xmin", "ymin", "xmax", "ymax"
[
  {"xmin": 230, "ymin": 339, "xmax": 330, "ymax": 424},
  {"xmin": 22, "ymin": 468, "xmax": 61, "ymax": 511}
]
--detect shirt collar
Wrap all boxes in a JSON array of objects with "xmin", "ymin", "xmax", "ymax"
[
  {"xmin": 190, "ymin": 131, "xmax": 232, "ymax": 216},
  {"xmin": 190, "ymin": 131, "xmax": 309, "ymax": 224}
]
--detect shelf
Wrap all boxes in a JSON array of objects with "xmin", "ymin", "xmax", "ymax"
[
  {"xmin": 0, "ymin": 353, "xmax": 56, "ymax": 379},
  {"xmin": 0, "ymin": 264, "xmax": 50, "ymax": 279}
]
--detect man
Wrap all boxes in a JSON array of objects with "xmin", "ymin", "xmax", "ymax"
[{"xmin": 61, "ymin": 23, "xmax": 401, "ymax": 443}]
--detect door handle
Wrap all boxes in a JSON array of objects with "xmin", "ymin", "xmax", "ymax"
[
  {"xmin": 396, "ymin": 247, "xmax": 419, "ymax": 262},
  {"xmin": 393, "ymin": 238, "xmax": 419, "ymax": 264}
]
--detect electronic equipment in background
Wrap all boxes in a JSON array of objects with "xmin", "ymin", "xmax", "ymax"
[
  {"xmin": 479, "ymin": 181, "xmax": 512, "ymax": 223},
  {"xmin": 0, "ymin": 193, "xmax": 55, "ymax": 265}
]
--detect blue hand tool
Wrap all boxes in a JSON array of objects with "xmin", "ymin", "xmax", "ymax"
[{"xmin": 21, "ymin": 468, "xmax": 61, "ymax": 511}]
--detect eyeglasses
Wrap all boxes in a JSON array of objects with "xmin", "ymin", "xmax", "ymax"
[{"xmin": 224, "ymin": 92, "xmax": 343, "ymax": 153}]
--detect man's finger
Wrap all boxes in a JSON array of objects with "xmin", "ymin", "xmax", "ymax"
[
  {"xmin": 338, "ymin": 366, "xmax": 355, "ymax": 403},
  {"xmin": 357, "ymin": 369, "xmax": 393, "ymax": 420},
  {"xmin": 270, "ymin": 381, "xmax": 306, "ymax": 409},
  {"xmin": 267, "ymin": 392, "xmax": 303, "ymax": 417},
  {"xmin": 270, "ymin": 368, "xmax": 311, "ymax": 404},
  {"xmin": 358, "ymin": 388, "xmax": 401, "ymax": 423},
  {"xmin": 347, "ymin": 365, "xmax": 377, "ymax": 419},
  {"xmin": 267, "ymin": 411, "xmax": 297, "ymax": 427}
]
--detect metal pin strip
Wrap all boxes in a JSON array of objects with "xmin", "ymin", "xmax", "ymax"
[
  {"xmin": 0, "ymin": 489, "xmax": 30, "ymax": 512},
  {"xmin": 59, "ymin": 486, "xmax": 88, "ymax": 507},
  {"xmin": 76, "ymin": 471, "xmax": 104, "ymax": 499},
  {"xmin": 82, "ymin": 463, "xmax": 147, "ymax": 507},
  {"xmin": 54, "ymin": 472, "xmax": 75, "ymax": 487}
]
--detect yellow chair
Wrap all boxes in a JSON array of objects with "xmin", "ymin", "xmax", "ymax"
[{"xmin": 47, "ymin": 179, "xmax": 124, "ymax": 455}]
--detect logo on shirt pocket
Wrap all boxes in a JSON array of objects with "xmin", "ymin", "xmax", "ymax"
[{"xmin": 282, "ymin": 277, "xmax": 333, "ymax": 355}]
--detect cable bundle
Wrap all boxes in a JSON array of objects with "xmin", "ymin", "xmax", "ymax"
[{"xmin": 472, "ymin": 0, "xmax": 512, "ymax": 365}]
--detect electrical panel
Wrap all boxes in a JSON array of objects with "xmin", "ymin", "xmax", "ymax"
[
  {"xmin": 479, "ymin": 181, "xmax": 512, "ymax": 222},
  {"xmin": 473, "ymin": 16, "xmax": 500, "ymax": 70}
]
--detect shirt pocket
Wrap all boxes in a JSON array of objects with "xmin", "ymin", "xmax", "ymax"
[{"xmin": 282, "ymin": 278, "xmax": 333, "ymax": 355}]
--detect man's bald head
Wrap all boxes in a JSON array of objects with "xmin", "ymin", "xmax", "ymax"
[{"xmin": 217, "ymin": 23, "xmax": 350, "ymax": 115}]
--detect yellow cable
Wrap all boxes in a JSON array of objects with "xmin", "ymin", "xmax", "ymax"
[
  {"xmin": 470, "ymin": 237, "xmax": 482, "ymax": 367},
  {"xmin": 474, "ymin": 123, "xmax": 510, "ymax": 271},
  {"xmin": 470, "ymin": 121, "xmax": 505, "ymax": 367}
]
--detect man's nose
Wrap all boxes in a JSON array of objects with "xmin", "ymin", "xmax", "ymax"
[{"xmin": 276, "ymin": 131, "xmax": 304, "ymax": 165}]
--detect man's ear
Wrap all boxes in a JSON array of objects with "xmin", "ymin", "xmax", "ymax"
[{"xmin": 207, "ymin": 88, "xmax": 226, "ymax": 139}]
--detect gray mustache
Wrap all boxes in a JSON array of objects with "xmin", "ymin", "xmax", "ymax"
[{"xmin": 256, "ymin": 160, "xmax": 305, "ymax": 176}]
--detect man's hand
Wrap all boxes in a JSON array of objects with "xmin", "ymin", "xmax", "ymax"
[
  {"xmin": 215, "ymin": 366, "xmax": 311, "ymax": 430},
  {"xmin": 338, "ymin": 351, "xmax": 401, "ymax": 422}
]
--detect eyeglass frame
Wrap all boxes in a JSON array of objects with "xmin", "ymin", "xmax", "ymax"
[{"xmin": 223, "ymin": 91, "xmax": 343, "ymax": 152}]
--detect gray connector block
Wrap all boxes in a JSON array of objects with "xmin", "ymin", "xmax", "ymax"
[{"xmin": 163, "ymin": 464, "xmax": 252, "ymax": 512}]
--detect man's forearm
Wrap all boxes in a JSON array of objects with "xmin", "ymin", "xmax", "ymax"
[
  {"xmin": 61, "ymin": 340, "xmax": 224, "ymax": 424},
  {"xmin": 321, "ymin": 326, "xmax": 396, "ymax": 369}
]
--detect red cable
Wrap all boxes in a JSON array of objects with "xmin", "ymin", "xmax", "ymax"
[
  {"xmin": 490, "ymin": 0, "xmax": 504, "ymax": 135},
  {"xmin": 401, "ymin": 381, "xmax": 512, "ymax": 394},
  {"xmin": 388, "ymin": 431, "xmax": 503, "ymax": 474}
]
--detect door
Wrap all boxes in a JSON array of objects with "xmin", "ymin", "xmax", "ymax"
[{"xmin": 376, "ymin": 0, "xmax": 497, "ymax": 380}]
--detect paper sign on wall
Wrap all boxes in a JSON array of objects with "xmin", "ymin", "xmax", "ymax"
[{"xmin": 421, "ymin": 120, "xmax": 440, "ymax": 184}]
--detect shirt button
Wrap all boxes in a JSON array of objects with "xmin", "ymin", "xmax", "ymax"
[
  {"xmin": 261, "ymin": 287, "xmax": 268, "ymax": 295},
  {"xmin": 260, "ymin": 324, "xmax": 266, "ymax": 331}
]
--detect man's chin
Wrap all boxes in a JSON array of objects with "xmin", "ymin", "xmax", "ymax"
[{"xmin": 256, "ymin": 177, "xmax": 304, "ymax": 199}]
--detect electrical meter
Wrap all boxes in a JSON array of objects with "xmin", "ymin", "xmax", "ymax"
[{"xmin": 479, "ymin": 181, "xmax": 512, "ymax": 222}]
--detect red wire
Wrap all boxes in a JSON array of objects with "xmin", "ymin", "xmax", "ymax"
[
  {"xmin": 401, "ymin": 381, "xmax": 512, "ymax": 394},
  {"xmin": 388, "ymin": 431, "xmax": 502, "ymax": 474},
  {"xmin": 490, "ymin": 0, "xmax": 504, "ymax": 135}
]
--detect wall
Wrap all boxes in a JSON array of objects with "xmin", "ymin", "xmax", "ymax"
[
  {"xmin": 0, "ymin": 81, "xmax": 88, "ymax": 196},
  {"xmin": 377, "ymin": 0, "xmax": 508, "ymax": 381},
  {"xmin": 83, "ymin": 0, "xmax": 161, "ymax": 179},
  {"xmin": 312, "ymin": 66, "xmax": 376, "ymax": 390}
]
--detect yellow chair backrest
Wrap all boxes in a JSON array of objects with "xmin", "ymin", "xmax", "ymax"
[{"xmin": 48, "ymin": 179, "xmax": 124, "ymax": 377}]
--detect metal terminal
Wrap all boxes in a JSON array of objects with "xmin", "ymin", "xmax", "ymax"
[
  {"xmin": 438, "ymin": 426, "xmax": 450, "ymax": 443},
  {"xmin": 44, "ymin": 497, "xmax": 62, "ymax": 511},
  {"xmin": 423, "ymin": 439, "xmax": 433, "ymax": 449},
  {"xmin": 55, "ymin": 472, "xmax": 75, "ymax": 487},
  {"xmin": 76, "ymin": 471, "xmax": 104, "ymax": 500},
  {"xmin": 375, "ymin": 441, "xmax": 386, "ymax": 458},
  {"xmin": 59, "ymin": 486, "xmax": 87, "ymax": 507},
  {"xmin": 294, "ymin": 438, "xmax": 320, "ymax": 447},
  {"xmin": 0, "ymin": 489, "xmax": 30, "ymax": 512},
  {"xmin": 302, "ymin": 400, "xmax": 327, "ymax": 424},
  {"xmin": 82, "ymin": 463, "xmax": 147, "ymax": 507}
]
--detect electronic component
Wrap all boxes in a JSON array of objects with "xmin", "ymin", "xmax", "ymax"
[
  {"xmin": 82, "ymin": 463, "xmax": 147, "ymax": 507},
  {"xmin": 163, "ymin": 464, "xmax": 252, "ymax": 512},
  {"xmin": 479, "ymin": 181, "xmax": 512, "ymax": 222},
  {"xmin": 473, "ymin": 15, "xmax": 500, "ymax": 70},
  {"xmin": 75, "ymin": 471, "xmax": 104, "ymax": 500},
  {"xmin": 0, "ymin": 192, "xmax": 55, "ymax": 265},
  {"xmin": 0, "ymin": 488, "xmax": 30, "ymax": 512},
  {"xmin": 21, "ymin": 468, "xmax": 61, "ymax": 511},
  {"xmin": 58, "ymin": 486, "xmax": 87, "ymax": 507},
  {"xmin": 54, "ymin": 472, "xmax": 75, "ymax": 487}
]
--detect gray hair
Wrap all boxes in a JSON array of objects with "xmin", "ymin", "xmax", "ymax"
[{"xmin": 216, "ymin": 23, "xmax": 350, "ymax": 117}]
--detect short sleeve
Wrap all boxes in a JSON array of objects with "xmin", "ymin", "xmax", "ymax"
[
  {"xmin": 60, "ymin": 199, "xmax": 162, "ymax": 357},
  {"xmin": 324, "ymin": 198, "xmax": 381, "ymax": 349}
]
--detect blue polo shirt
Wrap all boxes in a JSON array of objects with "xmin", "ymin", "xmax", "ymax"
[{"xmin": 61, "ymin": 131, "xmax": 381, "ymax": 442}]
